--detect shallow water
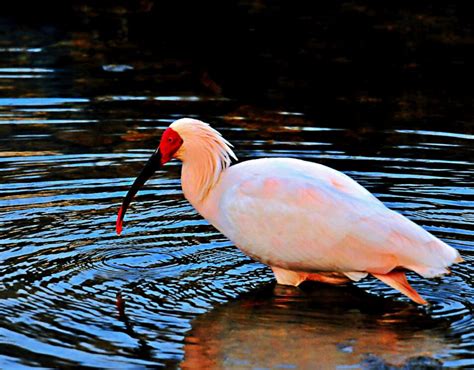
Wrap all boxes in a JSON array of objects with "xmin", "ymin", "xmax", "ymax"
[{"xmin": 1, "ymin": 8, "xmax": 474, "ymax": 369}]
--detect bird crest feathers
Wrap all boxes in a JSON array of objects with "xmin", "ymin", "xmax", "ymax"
[{"xmin": 170, "ymin": 118, "xmax": 238, "ymax": 201}]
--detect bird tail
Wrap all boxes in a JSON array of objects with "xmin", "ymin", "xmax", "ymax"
[{"xmin": 371, "ymin": 271, "xmax": 428, "ymax": 305}]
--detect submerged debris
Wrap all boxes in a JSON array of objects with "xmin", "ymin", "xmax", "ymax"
[{"xmin": 361, "ymin": 354, "xmax": 443, "ymax": 370}]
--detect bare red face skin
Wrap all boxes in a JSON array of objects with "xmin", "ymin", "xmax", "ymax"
[{"xmin": 159, "ymin": 128, "xmax": 183, "ymax": 165}]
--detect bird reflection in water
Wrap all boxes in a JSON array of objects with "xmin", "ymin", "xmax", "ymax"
[{"xmin": 181, "ymin": 283, "xmax": 453, "ymax": 369}]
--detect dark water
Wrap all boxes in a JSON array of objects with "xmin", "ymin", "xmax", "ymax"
[{"xmin": 1, "ymin": 6, "xmax": 474, "ymax": 369}]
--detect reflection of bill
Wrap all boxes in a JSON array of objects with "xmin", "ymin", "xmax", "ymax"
[
  {"xmin": 115, "ymin": 291, "xmax": 154, "ymax": 360},
  {"xmin": 182, "ymin": 285, "xmax": 453, "ymax": 369}
]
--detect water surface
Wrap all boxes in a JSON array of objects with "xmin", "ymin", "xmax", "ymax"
[{"xmin": 1, "ymin": 8, "xmax": 473, "ymax": 369}]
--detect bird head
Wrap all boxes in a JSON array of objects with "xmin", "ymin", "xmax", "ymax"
[{"xmin": 115, "ymin": 118, "xmax": 236, "ymax": 235}]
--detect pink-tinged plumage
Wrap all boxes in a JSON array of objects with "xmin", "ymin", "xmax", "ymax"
[{"xmin": 117, "ymin": 118, "xmax": 463, "ymax": 305}]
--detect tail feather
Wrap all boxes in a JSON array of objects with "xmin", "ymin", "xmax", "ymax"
[
  {"xmin": 455, "ymin": 253, "xmax": 464, "ymax": 263},
  {"xmin": 371, "ymin": 271, "xmax": 428, "ymax": 305}
]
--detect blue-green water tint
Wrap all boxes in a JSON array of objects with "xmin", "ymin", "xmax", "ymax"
[{"xmin": 0, "ymin": 14, "xmax": 473, "ymax": 370}]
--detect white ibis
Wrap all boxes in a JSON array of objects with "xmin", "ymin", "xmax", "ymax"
[{"xmin": 116, "ymin": 118, "xmax": 463, "ymax": 305}]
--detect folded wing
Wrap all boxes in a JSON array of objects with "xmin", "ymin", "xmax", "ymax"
[{"xmin": 215, "ymin": 158, "xmax": 461, "ymax": 278}]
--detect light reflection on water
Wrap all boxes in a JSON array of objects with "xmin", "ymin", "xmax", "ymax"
[
  {"xmin": 1, "ymin": 92, "xmax": 472, "ymax": 368},
  {"xmin": 0, "ymin": 18, "xmax": 473, "ymax": 370}
]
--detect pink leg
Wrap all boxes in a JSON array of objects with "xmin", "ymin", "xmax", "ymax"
[
  {"xmin": 371, "ymin": 271, "xmax": 428, "ymax": 305},
  {"xmin": 271, "ymin": 266, "xmax": 350, "ymax": 286},
  {"xmin": 271, "ymin": 266, "xmax": 307, "ymax": 286}
]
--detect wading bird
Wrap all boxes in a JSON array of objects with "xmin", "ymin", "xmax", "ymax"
[{"xmin": 116, "ymin": 118, "xmax": 463, "ymax": 305}]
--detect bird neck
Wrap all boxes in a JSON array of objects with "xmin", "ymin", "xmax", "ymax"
[{"xmin": 180, "ymin": 143, "xmax": 234, "ymax": 206}]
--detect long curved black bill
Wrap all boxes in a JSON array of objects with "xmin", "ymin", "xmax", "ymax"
[{"xmin": 116, "ymin": 150, "xmax": 161, "ymax": 235}]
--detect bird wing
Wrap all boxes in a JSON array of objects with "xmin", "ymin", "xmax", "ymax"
[{"xmin": 214, "ymin": 158, "xmax": 459, "ymax": 277}]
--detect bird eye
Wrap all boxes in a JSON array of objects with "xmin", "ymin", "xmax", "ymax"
[{"xmin": 168, "ymin": 137, "xmax": 173, "ymax": 143}]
